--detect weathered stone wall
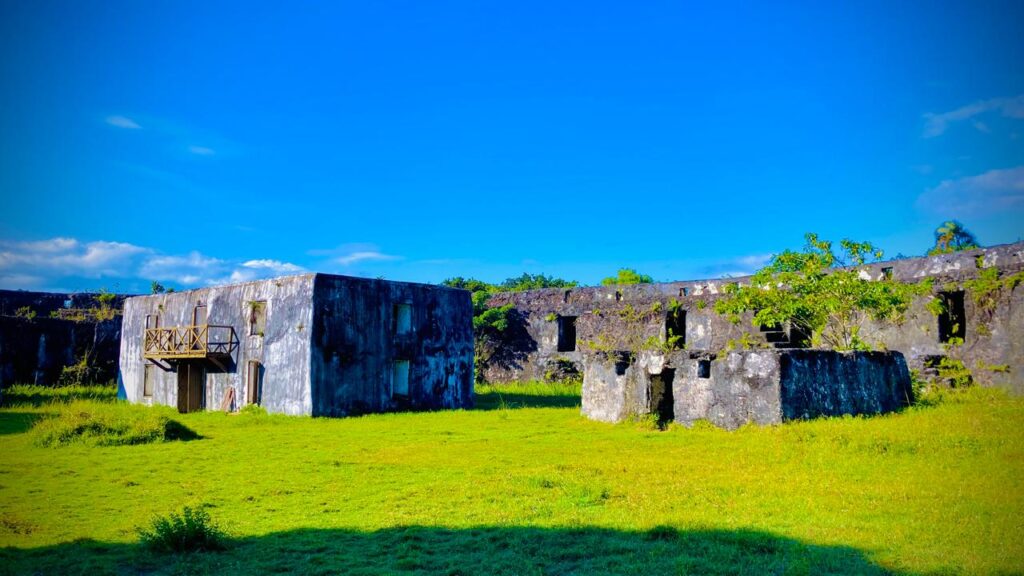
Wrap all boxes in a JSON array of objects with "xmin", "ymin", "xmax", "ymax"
[
  {"xmin": 583, "ymin": 349, "xmax": 911, "ymax": 429},
  {"xmin": 0, "ymin": 290, "xmax": 127, "ymax": 387},
  {"xmin": 120, "ymin": 275, "xmax": 316, "ymax": 415},
  {"xmin": 0, "ymin": 317, "xmax": 121, "ymax": 386},
  {"xmin": 309, "ymin": 276, "xmax": 474, "ymax": 416},
  {"xmin": 489, "ymin": 242, "xmax": 1024, "ymax": 394}
]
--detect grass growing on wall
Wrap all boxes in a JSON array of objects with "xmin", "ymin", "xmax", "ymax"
[{"xmin": 0, "ymin": 385, "xmax": 1022, "ymax": 574}]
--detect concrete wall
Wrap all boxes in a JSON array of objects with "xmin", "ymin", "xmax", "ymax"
[
  {"xmin": 582, "ymin": 349, "xmax": 911, "ymax": 429},
  {"xmin": 488, "ymin": 242, "xmax": 1024, "ymax": 394},
  {"xmin": 310, "ymin": 275, "xmax": 474, "ymax": 416},
  {"xmin": 0, "ymin": 290, "xmax": 127, "ymax": 387},
  {"xmin": 120, "ymin": 275, "xmax": 315, "ymax": 415},
  {"xmin": 0, "ymin": 317, "xmax": 121, "ymax": 386}
]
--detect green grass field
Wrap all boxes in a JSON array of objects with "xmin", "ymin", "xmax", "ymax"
[{"xmin": 1, "ymin": 382, "xmax": 1022, "ymax": 575}]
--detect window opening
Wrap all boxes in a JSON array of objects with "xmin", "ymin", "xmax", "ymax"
[
  {"xmin": 392, "ymin": 360, "xmax": 410, "ymax": 396},
  {"xmin": 557, "ymin": 316, "xmax": 577, "ymax": 352},
  {"xmin": 394, "ymin": 303, "xmax": 412, "ymax": 334},
  {"xmin": 937, "ymin": 291, "xmax": 966, "ymax": 343}
]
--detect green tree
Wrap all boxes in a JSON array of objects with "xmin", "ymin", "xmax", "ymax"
[
  {"xmin": 927, "ymin": 220, "xmax": 980, "ymax": 256},
  {"xmin": 601, "ymin": 268, "xmax": 653, "ymax": 286},
  {"xmin": 151, "ymin": 281, "xmax": 167, "ymax": 294},
  {"xmin": 499, "ymin": 273, "xmax": 577, "ymax": 292},
  {"xmin": 714, "ymin": 233, "xmax": 929, "ymax": 350}
]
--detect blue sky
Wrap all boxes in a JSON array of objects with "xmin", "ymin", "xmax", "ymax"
[{"xmin": 1, "ymin": 1, "xmax": 1022, "ymax": 293}]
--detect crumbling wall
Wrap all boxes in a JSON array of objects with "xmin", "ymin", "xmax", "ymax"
[
  {"xmin": 583, "ymin": 349, "xmax": 911, "ymax": 429},
  {"xmin": 0, "ymin": 317, "xmax": 121, "ymax": 386},
  {"xmin": 489, "ymin": 242, "xmax": 1024, "ymax": 394}
]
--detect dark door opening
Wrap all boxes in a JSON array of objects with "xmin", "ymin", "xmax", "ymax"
[
  {"xmin": 938, "ymin": 291, "xmax": 966, "ymax": 343},
  {"xmin": 557, "ymin": 316, "xmax": 577, "ymax": 352},
  {"xmin": 649, "ymin": 368, "xmax": 675, "ymax": 427},
  {"xmin": 176, "ymin": 362, "xmax": 205, "ymax": 413}
]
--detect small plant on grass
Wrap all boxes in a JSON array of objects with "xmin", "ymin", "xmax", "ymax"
[
  {"xmin": 32, "ymin": 401, "xmax": 199, "ymax": 447},
  {"xmin": 138, "ymin": 506, "xmax": 227, "ymax": 553}
]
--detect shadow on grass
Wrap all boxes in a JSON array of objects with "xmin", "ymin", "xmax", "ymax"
[
  {"xmin": 0, "ymin": 525, "xmax": 919, "ymax": 575},
  {"xmin": 0, "ymin": 412, "xmax": 42, "ymax": 436},
  {"xmin": 473, "ymin": 391, "xmax": 581, "ymax": 411}
]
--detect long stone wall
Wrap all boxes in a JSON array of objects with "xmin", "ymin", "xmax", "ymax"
[{"xmin": 488, "ymin": 242, "xmax": 1024, "ymax": 393}]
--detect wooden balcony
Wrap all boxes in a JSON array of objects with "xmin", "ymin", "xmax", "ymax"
[{"xmin": 143, "ymin": 324, "xmax": 238, "ymax": 360}]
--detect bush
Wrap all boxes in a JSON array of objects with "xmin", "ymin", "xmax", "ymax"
[
  {"xmin": 138, "ymin": 506, "xmax": 227, "ymax": 553},
  {"xmin": 31, "ymin": 401, "xmax": 199, "ymax": 447}
]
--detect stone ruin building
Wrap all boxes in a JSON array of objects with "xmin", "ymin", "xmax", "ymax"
[
  {"xmin": 118, "ymin": 273, "xmax": 474, "ymax": 416},
  {"xmin": 485, "ymin": 242, "xmax": 1024, "ymax": 428},
  {"xmin": 0, "ymin": 290, "xmax": 125, "ymax": 387}
]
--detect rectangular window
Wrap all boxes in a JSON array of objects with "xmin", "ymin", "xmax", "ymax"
[
  {"xmin": 143, "ymin": 364, "xmax": 155, "ymax": 397},
  {"xmin": 392, "ymin": 360, "xmax": 410, "ymax": 396},
  {"xmin": 938, "ymin": 291, "xmax": 966, "ymax": 343},
  {"xmin": 246, "ymin": 360, "xmax": 262, "ymax": 405},
  {"xmin": 881, "ymin": 267, "xmax": 893, "ymax": 279},
  {"xmin": 145, "ymin": 314, "xmax": 160, "ymax": 329},
  {"xmin": 665, "ymin": 309, "xmax": 686, "ymax": 349},
  {"xmin": 394, "ymin": 303, "xmax": 412, "ymax": 334},
  {"xmin": 247, "ymin": 301, "xmax": 267, "ymax": 336},
  {"xmin": 697, "ymin": 360, "xmax": 711, "ymax": 379},
  {"xmin": 192, "ymin": 304, "xmax": 207, "ymax": 326},
  {"xmin": 557, "ymin": 316, "xmax": 577, "ymax": 352}
]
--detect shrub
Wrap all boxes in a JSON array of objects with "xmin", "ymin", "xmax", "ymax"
[
  {"xmin": 31, "ymin": 401, "xmax": 199, "ymax": 447},
  {"xmin": 138, "ymin": 506, "xmax": 227, "ymax": 553}
]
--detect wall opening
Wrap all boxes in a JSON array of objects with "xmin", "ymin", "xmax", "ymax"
[
  {"xmin": 615, "ymin": 290, "xmax": 623, "ymax": 302},
  {"xmin": 649, "ymin": 368, "xmax": 675, "ymax": 427},
  {"xmin": 143, "ymin": 364, "xmax": 155, "ymax": 398},
  {"xmin": 176, "ymin": 362, "xmax": 205, "ymax": 413},
  {"xmin": 680, "ymin": 287, "xmax": 689, "ymax": 297},
  {"xmin": 556, "ymin": 316, "xmax": 577, "ymax": 352},
  {"xmin": 392, "ymin": 360, "xmax": 410, "ymax": 397},
  {"xmin": 192, "ymin": 304, "xmax": 207, "ymax": 326},
  {"xmin": 881, "ymin": 266, "xmax": 893, "ymax": 279},
  {"xmin": 246, "ymin": 360, "xmax": 262, "ymax": 405},
  {"xmin": 938, "ymin": 291, "xmax": 966, "ymax": 343},
  {"xmin": 697, "ymin": 360, "xmax": 711, "ymax": 379},
  {"xmin": 247, "ymin": 301, "xmax": 267, "ymax": 336},
  {"xmin": 145, "ymin": 314, "xmax": 160, "ymax": 329},
  {"xmin": 665, "ymin": 309, "xmax": 686, "ymax": 349},
  {"xmin": 394, "ymin": 303, "xmax": 412, "ymax": 334},
  {"xmin": 563, "ymin": 290, "xmax": 571, "ymax": 303}
]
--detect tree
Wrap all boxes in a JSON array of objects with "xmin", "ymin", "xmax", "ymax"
[
  {"xmin": 714, "ymin": 233, "xmax": 928, "ymax": 350},
  {"xmin": 927, "ymin": 220, "xmax": 979, "ymax": 256},
  {"xmin": 499, "ymin": 273, "xmax": 577, "ymax": 292},
  {"xmin": 151, "ymin": 281, "xmax": 167, "ymax": 294},
  {"xmin": 601, "ymin": 268, "xmax": 653, "ymax": 286}
]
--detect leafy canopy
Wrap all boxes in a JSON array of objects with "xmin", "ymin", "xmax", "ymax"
[
  {"xmin": 601, "ymin": 268, "xmax": 653, "ymax": 286},
  {"xmin": 714, "ymin": 233, "xmax": 928, "ymax": 351},
  {"xmin": 442, "ymin": 274, "xmax": 576, "ymax": 336},
  {"xmin": 927, "ymin": 220, "xmax": 979, "ymax": 256}
]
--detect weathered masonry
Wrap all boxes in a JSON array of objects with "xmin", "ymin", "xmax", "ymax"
[
  {"xmin": 583, "ymin": 349, "xmax": 913, "ymax": 430},
  {"xmin": 119, "ymin": 274, "xmax": 474, "ymax": 416},
  {"xmin": 486, "ymin": 242, "xmax": 1024, "ymax": 398},
  {"xmin": 0, "ymin": 290, "xmax": 125, "ymax": 387}
]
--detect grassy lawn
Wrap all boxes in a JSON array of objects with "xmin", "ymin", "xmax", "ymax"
[{"xmin": 0, "ymin": 383, "xmax": 1022, "ymax": 575}]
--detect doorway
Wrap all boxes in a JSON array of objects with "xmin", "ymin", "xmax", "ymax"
[
  {"xmin": 649, "ymin": 368, "xmax": 676, "ymax": 427},
  {"xmin": 177, "ymin": 362, "xmax": 205, "ymax": 413}
]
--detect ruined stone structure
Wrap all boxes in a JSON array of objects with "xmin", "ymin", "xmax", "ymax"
[
  {"xmin": 119, "ymin": 274, "xmax": 474, "ymax": 416},
  {"xmin": 0, "ymin": 290, "xmax": 125, "ymax": 387},
  {"xmin": 487, "ymin": 242, "xmax": 1024, "ymax": 426},
  {"xmin": 583, "ymin": 349, "xmax": 912, "ymax": 430}
]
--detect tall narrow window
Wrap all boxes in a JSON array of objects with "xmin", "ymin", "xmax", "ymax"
[
  {"xmin": 557, "ymin": 316, "xmax": 577, "ymax": 352},
  {"xmin": 392, "ymin": 360, "xmax": 410, "ymax": 396},
  {"xmin": 938, "ymin": 291, "xmax": 966, "ymax": 343},
  {"xmin": 247, "ymin": 301, "xmax": 267, "ymax": 336},
  {"xmin": 143, "ymin": 364, "xmax": 155, "ymax": 398},
  {"xmin": 697, "ymin": 360, "xmax": 711, "ymax": 379},
  {"xmin": 394, "ymin": 303, "xmax": 412, "ymax": 334},
  {"xmin": 193, "ymin": 304, "xmax": 207, "ymax": 326},
  {"xmin": 666, "ymin": 309, "xmax": 686, "ymax": 349},
  {"xmin": 246, "ymin": 360, "xmax": 262, "ymax": 405}
]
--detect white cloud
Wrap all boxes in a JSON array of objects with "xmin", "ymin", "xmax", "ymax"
[
  {"xmin": 917, "ymin": 166, "xmax": 1024, "ymax": 216},
  {"xmin": 923, "ymin": 94, "xmax": 1024, "ymax": 138},
  {"xmin": 106, "ymin": 115, "xmax": 141, "ymax": 129},
  {"xmin": 310, "ymin": 243, "xmax": 403, "ymax": 267},
  {"xmin": 188, "ymin": 145, "xmax": 215, "ymax": 156},
  {"xmin": 0, "ymin": 237, "xmax": 305, "ymax": 291},
  {"xmin": 335, "ymin": 251, "xmax": 401, "ymax": 266}
]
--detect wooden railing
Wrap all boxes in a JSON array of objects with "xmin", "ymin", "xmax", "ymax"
[{"xmin": 143, "ymin": 324, "xmax": 238, "ymax": 359}]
